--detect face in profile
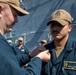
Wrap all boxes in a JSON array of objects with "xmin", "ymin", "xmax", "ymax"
[{"xmin": 0, "ymin": 4, "xmax": 18, "ymax": 33}]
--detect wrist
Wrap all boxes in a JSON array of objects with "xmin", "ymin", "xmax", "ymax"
[{"xmin": 36, "ymin": 55, "xmax": 42, "ymax": 60}]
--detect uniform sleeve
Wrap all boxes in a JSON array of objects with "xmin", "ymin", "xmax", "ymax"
[
  {"xmin": 0, "ymin": 50, "xmax": 42, "ymax": 75},
  {"xmin": 26, "ymin": 57, "xmax": 42, "ymax": 75},
  {"xmin": 0, "ymin": 36, "xmax": 42, "ymax": 75}
]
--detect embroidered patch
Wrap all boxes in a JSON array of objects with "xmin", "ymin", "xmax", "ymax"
[{"xmin": 63, "ymin": 61, "xmax": 76, "ymax": 70}]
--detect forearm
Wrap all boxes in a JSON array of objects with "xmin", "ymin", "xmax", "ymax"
[{"xmin": 26, "ymin": 57, "xmax": 42, "ymax": 75}]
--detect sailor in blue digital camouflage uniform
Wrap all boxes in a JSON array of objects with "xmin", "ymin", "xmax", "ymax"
[
  {"xmin": 41, "ymin": 9, "xmax": 76, "ymax": 75},
  {"xmin": 0, "ymin": 0, "xmax": 51, "ymax": 75}
]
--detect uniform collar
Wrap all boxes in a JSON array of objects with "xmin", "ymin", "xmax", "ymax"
[
  {"xmin": 50, "ymin": 37, "xmax": 74, "ymax": 52},
  {"xmin": 64, "ymin": 37, "xmax": 75, "ymax": 52}
]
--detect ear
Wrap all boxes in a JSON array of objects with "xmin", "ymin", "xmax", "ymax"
[{"xmin": 68, "ymin": 24, "xmax": 72, "ymax": 32}]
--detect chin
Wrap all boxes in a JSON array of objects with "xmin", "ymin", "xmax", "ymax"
[{"xmin": 53, "ymin": 36, "xmax": 61, "ymax": 40}]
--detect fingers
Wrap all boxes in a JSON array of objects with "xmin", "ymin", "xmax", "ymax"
[
  {"xmin": 36, "ymin": 49, "xmax": 51, "ymax": 62},
  {"xmin": 44, "ymin": 50, "xmax": 49, "ymax": 52}
]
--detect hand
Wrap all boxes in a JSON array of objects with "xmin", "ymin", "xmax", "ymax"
[
  {"xmin": 29, "ymin": 46, "xmax": 46, "ymax": 58},
  {"xmin": 36, "ymin": 50, "xmax": 51, "ymax": 62}
]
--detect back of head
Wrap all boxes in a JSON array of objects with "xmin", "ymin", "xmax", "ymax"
[
  {"xmin": 47, "ymin": 9, "xmax": 73, "ymax": 26},
  {"xmin": 0, "ymin": 0, "xmax": 29, "ymax": 16}
]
